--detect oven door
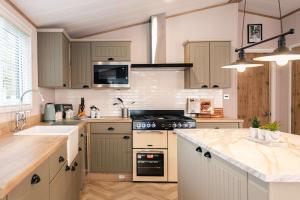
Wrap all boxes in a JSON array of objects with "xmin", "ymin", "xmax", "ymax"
[
  {"xmin": 133, "ymin": 149, "xmax": 168, "ymax": 182},
  {"xmin": 92, "ymin": 62, "xmax": 130, "ymax": 88}
]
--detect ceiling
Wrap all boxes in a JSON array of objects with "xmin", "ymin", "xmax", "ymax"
[
  {"xmin": 239, "ymin": 0, "xmax": 300, "ymax": 18},
  {"xmin": 10, "ymin": 0, "xmax": 228, "ymax": 38}
]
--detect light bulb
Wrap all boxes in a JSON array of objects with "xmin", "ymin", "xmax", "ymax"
[
  {"xmin": 237, "ymin": 66, "xmax": 246, "ymax": 72},
  {"xmin": 276, "ymin": 58, "xmax": 289, "ymax": 66}
]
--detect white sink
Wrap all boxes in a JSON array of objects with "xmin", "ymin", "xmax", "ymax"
[{"xmin": 15, "ymin": 126, "xmax": 78, "ymax": 165}]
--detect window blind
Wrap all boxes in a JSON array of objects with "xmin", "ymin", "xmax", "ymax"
[{"xmin": 0, "ymin": 17, "xmax": 31, "ymax": 108}]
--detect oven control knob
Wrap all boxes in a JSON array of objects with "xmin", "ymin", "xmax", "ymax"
[
  {"xmin": 141, "ymin": 123, "xmax": 146, "ymax": 128},
  {"xmin": 172, "ymin": 123, "xmax": 177, "ymax": 128},
  {"xmin": 183, "ymin": 123, "xmax": 188, "ymax": 128},
  {"xmin": 136, "ymin": 123, "xmax": 141, "ymax": 128},
  {"xmin": 152, "ymin": 123, "xmax": 156, "ymax": 128},
  {"xmin": 146, "ymin": 123, "xmax": 151, "ymax": 128},
  {"xmin": 177, "ymin": 123, "xmax": 182, "ymax": 128}
]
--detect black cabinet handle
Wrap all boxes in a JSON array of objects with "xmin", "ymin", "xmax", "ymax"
[
  {"xmin": 63, "ymin": 84, "xmax": 67, "ymax": 87},
  {"xmin": 79, "ymin": 147, "xmax": 82, "ymax": 151},
  {"xmin": 74, "ymin": 162, "xmax": 78, "ymax": 167},
  {"xmin": 204, "ymin": 152, "xmax": 212, "ymax": 159},
  {"xmin": 107, "ymin": 57, "xmax": 114, "ymax": 61},
  {"xmin": 212, "ymin": 85, "xmax": 220, "ymax": 88},
  {"xmin": 82, "ymin": 85, "xmax": 89, "ymax": 88},
  {"xmin": 107, "ymin": 127, "xmax": 114, "ymax": 131},
  {"xmin": 31, "ymin": 174, "xmax": 41, "ymax": 184},
  {"xmin": 201, "ymin": 85, "xmax": 208, "ymax": 89},
  {"xmin": 123, "ymin": 136, "xmax": 130, "ymax": 140},
  {"xmin": 58, "ymin": 156, "xmax": 65, "ymax": 163},
  {"xmin": 71, "ymin": 166, "xmax": 76, "ymax": 171},
  {"xmin": 147, "ymin": 144, "xmax": 153, "ymax": 147},
  {"xmin": 65, "ymin": 166, "xmax": 70, "ymax": 171},
  {"xmin": 81, "ymin": 133, "xmax": 84, "ymax": 137},
  {"xmin": 195, "ymin": 147, "xmax": 202, "ymax": 153},
  {"xmin": 215, "ymin": 127, "xmax": 220, "ymax": 129}
]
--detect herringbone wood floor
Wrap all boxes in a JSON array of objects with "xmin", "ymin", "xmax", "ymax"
[{"xmin": 80, "ymin": 179, "xmax": 178, "ymax": 200}]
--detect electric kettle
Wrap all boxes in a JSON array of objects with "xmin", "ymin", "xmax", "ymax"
[{"xmin": 43, "ymin": 103, "xmax": 56, "ymax": 122}]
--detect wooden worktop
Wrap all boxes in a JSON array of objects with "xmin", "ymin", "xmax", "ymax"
[{"xmin": 0, "ymin": 135, "xmax": 67, "ymax": 198}]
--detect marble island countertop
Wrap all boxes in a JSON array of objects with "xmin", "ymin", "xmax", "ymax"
[{"xmin": 175, "ymin": 128, "xmax": 300, "ymax": 183}]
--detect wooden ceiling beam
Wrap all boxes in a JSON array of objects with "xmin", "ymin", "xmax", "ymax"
[
  {"xmin": 4, "ymin": 0, "xmax": 36, "ymax": 27},
  {"xmin": 239, "ymin": 10, "xmax": 280, "ymax": 20}
]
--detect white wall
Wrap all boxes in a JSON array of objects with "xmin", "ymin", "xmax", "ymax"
[
  {"xmin": 283, "ymin": 10, "xmax": 300, "ymax": 47},
  {"xmin": 0, "ymin": 1, "xmax": 54, "ymax": 123},
  {"xmin": 56, "ymin": 3, "xmax": 239, "ymax": 117}
]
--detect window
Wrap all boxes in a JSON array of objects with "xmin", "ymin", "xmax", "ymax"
[{"xmin": 0, "ymin": 16, "xmax": 31, "ymax": 108}]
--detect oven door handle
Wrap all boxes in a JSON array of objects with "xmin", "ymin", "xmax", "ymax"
[
  {"xmin": 136, "ymin": 131, "xmax": 164, "ymax": 134},
  {"xmin": 136, "ymin": 150, "xmax": 165, "ymax": 154}
]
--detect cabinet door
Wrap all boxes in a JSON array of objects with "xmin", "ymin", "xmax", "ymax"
[
  {"xmin": 68, "ymin": 155, "xmax": 80, "ymax": 200},
  {"xmin": 79, "ymin": 140, "xmax": 85, "ymax": 190},
  {"xmin": 7, "ymin": 160, "xmax": 49, "ymax": 200},
  {"xmin": 91, "ymin": 133, "xmax": 132, "ymax": 173},
  {"xmin": 38, "ymin": 32, "xmax": 69, "ymax": 88},
  {"xmin": 207, "ymin": 152, "xmax": 247, "ymax": 200},
  {"xmin": 91, "ymin": 41, "xmax": 131, "ymax": 61},
  {"xmin": 184, "ymin": 42, "xmax": 210, "ymax": 89},
  {"xmin": 71, "ymin": 42, "xmax": 92, "ymax": 89},
  {"xmin": 210, "ymin": 41, "xmax": 231, "ymax": 88},
  {"xmin": 197, "ymin": 122, "xmax": 240, "ymax": 129},
  {"xmin": 168, "ymin": 131, "xmax": 177, "ymax": 182},
  {"xmin": 50, "ymin": 163, "xmax": 68, "ymax": 200}
]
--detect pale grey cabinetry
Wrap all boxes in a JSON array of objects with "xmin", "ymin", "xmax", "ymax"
[
  {"xmin": 197, "ymin": 122, "xmax": 243, "ymax": 129},
  {"xmin": 7, "ymin": 160, "xmax": 50, "ymax": 200},
  {"xmin": 91, "ymin": 41, "xmax": 131, "ymax": 61},
  {"xmin": 90, "ymin": 123, "xmax": 132, "ymax": 173},
  {"xmin": 49, "ymin": 162, "xmax": 68, "ymax": 200},
  {"xmin": 184, "ymin": 42, "xmax": 210, "ymax": 89},
  {"xmin": 70, "ymin": 42, "xmax": 92, "ymax": 89},
  {"xmin": 210, "ymin": 41, "xmax": 231, "ymax": 88},
  {"xmin": 177, "ymin": 136, "xmax": 247, "ymax": 200},
  {"xmin": 184, "ymin": 41, "xmax": 231, "ymax": 89},
  {"xmin": 38, "ymin": 32, "xmax": 70, "ymax": 88}
]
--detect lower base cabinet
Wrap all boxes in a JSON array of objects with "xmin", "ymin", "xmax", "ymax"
[
  {"xmin": 50, "ymin": 162, "xmax": 68, "ymax": 200},
  {"xmin": 7, "ymin": 160, "xmax": 50, "ymax": 200},
  {"xmin": 68, "ymin": 155, "xmax": 81, "ymax": 200},
  {"xmin": 178, "ymin": 136, "xmax": 247, "ymax": 200}
]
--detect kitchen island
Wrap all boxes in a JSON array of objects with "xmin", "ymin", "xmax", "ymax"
[{"xmin": 175, "ymin": 129, "xmax": 300, "ymax": 200}]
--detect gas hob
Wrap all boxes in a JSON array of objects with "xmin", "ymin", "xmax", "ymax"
[{"xmin": 131, "ymin": 110, "xmax": 196, "ymax": 130}]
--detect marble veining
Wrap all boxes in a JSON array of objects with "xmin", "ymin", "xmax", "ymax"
[{"xmin": 175, "ymin": 128, "xmax": 300, "ymax": 182}]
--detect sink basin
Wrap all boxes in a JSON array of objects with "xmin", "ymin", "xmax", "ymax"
[
  {"xmin": 15, "ymin": 126, "xmax": 78, "ymax": 165},
  {"xmin": 49, "ymin": 121, "xmax": 81, "ymax": 126}
]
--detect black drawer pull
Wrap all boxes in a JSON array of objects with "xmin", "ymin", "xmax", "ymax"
[
  {"xmin": 107, "ymin": 127, "xmax": 115, "ymax": 131},
  {"xmin": 74, "ymin": 162, "xmax": 78, "ymax": 167},
  {"xmin": 71, "ymin": 166, "xmax": 76, "ymax": 171},
  {"xmin": 58, "ymin": 156, "xmax": 65, "ymax": 163},
  {"xmin": 31, "ymin": 174, "xmax": 41, "ymax": 184},
  {"xmin": 147, "ymin": 144, "xmax": 153, "ymax": 147},
  {"xmin": 82, "ymin": 85, "xmax": 89, "ymax": 88},
  {"xmin": 81, "ymin": 133, "xmax": 84, "ymax": 137},
  {"xmin": 204, "ymin": 152, "xmax": 212, "ymax": 159},
  {"xmin": 212, "ymin": 85, "xmax": 220, "ymax": 88},
  {"xmin": 215, "ymin": 127, "xmax": 220, "ymax": 129},
  {"xmin": 201, "ymin": 85, "xmax": 208, "ymax": 88},
  {"xmin": 63, "ymin": 83, "xmax": 67, "ymax": 87},
  {"xmin": 79, "ymin": 147, "xmax": 82, "ymax": 151},
  {"xmin": 123, "ymin": 136, "xmax": 130, "ymax": 140},
  {"xmin": 195, "ymin": 147, "xmax": 202, "ymax": 153},
  {"xmin": 107, "ymin": 57, "xmax": 114, "ymax": 61},
  {"xmin": 65, "ymin": 166, "xmax": 70, "ymax": 171}
]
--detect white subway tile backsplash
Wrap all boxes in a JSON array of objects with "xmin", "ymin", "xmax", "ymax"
[{"xmin": 55, "ymin": 71, "xmax": 223, "ymax": 116}]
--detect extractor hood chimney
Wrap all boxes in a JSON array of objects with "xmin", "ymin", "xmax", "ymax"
[{"xmin": 131, "ymin": 13, "xmax": 192, "ymax": 70}]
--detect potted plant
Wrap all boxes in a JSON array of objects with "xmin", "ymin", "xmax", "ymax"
[
  {"xmin": 263, "ymin": 122, "xmax": 281, "ymax": 142},
  {"xmin": 250, "ymin": 117, "xmax": 260, "ymax": 138}
]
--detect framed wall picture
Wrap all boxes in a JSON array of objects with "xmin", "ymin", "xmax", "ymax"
[{"xmin": 247, "ymin": 24, "xmax": 263, "ymax": 43}]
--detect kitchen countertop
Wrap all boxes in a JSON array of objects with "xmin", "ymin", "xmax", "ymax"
[
  {"xmin": 194, "ymin": 118, "xmax": 244, "ymax": 123},
  {"xmin": 0, "ymin": 135, "xmax": 67, "ymax": 198},
  {"xmin": 175, "ymin": 128, "xmax": 300, "ymax": 182}
]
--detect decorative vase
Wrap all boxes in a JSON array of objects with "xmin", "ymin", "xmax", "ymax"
[
  {"xmin": 257, "ymin": 129, "xmax": 266, "ymax": 140},
  {"xmin": 249, "ymin": 127, "xmax": 258, "ymax": 138},
  {"xmin": 264, "ymin": 130, "xmax": 281, "ymax": 142}
]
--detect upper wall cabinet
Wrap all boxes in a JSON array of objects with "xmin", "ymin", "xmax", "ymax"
[
  {"xmin": 91, "ymin": 41, "xmax": 131, "ymax": 61},
  {"xmin": 70, "ymin": 42, "xmax": 92, "ymax": 89},
  {"xmin": 38, "ymin": 32, "xmax": 70, "ymax": 88},
  {"xmin": 184, "ymin": 41, "xmax": 231, "ymax": 89}
]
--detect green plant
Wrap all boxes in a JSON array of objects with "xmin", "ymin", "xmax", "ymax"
[
  {"xmin": 250, "ymin": 117, "xmax": 261, "ymax": 128},
  {"xmin": 260, "ymin": 122, "xmax": 280, "ymax": 132}
]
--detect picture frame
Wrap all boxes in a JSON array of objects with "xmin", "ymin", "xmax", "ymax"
[{"xmin": 247, "ymin": 24, "xmax": 263, "ymax": 43}]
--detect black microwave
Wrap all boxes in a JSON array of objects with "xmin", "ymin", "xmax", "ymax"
[{"xmin": 92, "ymin": 62, "xmax": 130, "ymax": 88}]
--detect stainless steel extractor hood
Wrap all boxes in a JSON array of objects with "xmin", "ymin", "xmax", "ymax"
[{"xmin": 131, "ymin": 13, "xmax": 192, "ymax": 71}]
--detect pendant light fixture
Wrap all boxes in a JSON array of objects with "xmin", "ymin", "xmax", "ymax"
[
  {"xmin": 253, "ymin": 0, "xmax": 300, "ymax": 66},
  {"xmin": 222, "ymin": 0, "xmax": 263, "ymax": 72}
]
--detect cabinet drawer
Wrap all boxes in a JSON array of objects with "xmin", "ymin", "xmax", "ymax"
[
  {"xmin": 197, "ymin": 122, "xmax": 239, "ymax": 129},
  {"xmin": 91, "ymin": 123, "xmax": 132, "ymax": 133},
  {"xmin": 49, "ymin": 143, "xmax": 67, "ymax": 181},
  {"xmin": 133, "ymin": 131, "xmax": 168, "ymax": 148},
  {"xmin": 8, "ymin": 160, "xmax": 49, "ymax": 200}
]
